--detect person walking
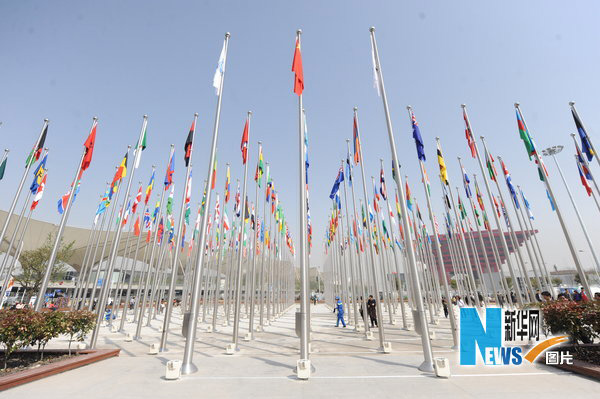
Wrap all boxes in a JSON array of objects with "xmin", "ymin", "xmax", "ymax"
[
  {"xmin": 333, "ymin": 296, "xmax": 346, "ymax": 327},
  {"xmin": 442, "ymin": 297, "xmax": 449, "ymax": 318},
  {"xmin": 367, "ymin": 295, "xmax": 377, "ymax": 328}
]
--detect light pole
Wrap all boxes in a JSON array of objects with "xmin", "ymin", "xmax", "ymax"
[{"xmin": 542, "ymin": 145, "xmax": 600, "ymax": 281}]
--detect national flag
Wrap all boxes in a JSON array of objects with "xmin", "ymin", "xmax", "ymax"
[
  {"xmin": 485, "ymin": 147, "xmax": 497, "ymax": 181},
  {"xmin": 0, "ymin": 156, "xmax": 6, "ymax": 180},
  {"xmin": 134, "ymin": 216, "xmax": 141, "ymax": 236},
  {"xmin": 30, "ymin": 174, "xmax": 47, "ymax": 210},
  {"xmin": 225, "ymin": 165, "xmax": 231, "ymax": 203},
  {"xmin": 370, "ymin": 37, "xmax": 382, "ymax": 96},
  {"xmin": 436, "ymin": 142, "xmax": 448, "ymax": 185},
  {"xmin": 166, "ymin": 185, "xmax": 174, "ymax": 215},
  {"xmin": 81, "ymin": 120, "xmax": 97, "ymax": 171},
  {"xmin": 164, "ymin": 152, "xmax": 175, "ymax": 190},
  {"xmin": 57, "ymin": 181, "xmax": 80, "ymax": 214},
  {"xmin": 461, "ymin": 166, "xmax": 472, "ymax": 198},
  {"xmin": 184, "ymin": 118, "xmax": 195, "ymax": 167},
  {"xmin": 547, "ymin": 189, "xmax": 555, "ymax": 211},
  {"xmin": 223, "ymin": 210, "xmax": 230, "ymax": 231},
  {"xmin": 406, "ymin": 180, "xmax": 413, "ymax": 211},
  {"xmin": 112, "ymin": 152, "xmax": 128, "ymax": 186},
  {"xmin": 244, "ymin": 196, "xmax": 250, "ymax": 222},
  {"xmin": 379, "ymin": 167, "xmax": 387, "ymax": 200},
  {"xmin": 134, "ymin": 125, "xmax": 147, "ymax": 169},
  {"xmin": 500, "ymin": 159, "xmax": 519, "ymax": 208},
  {"xmin": 152, "ymin": 201, "xmax": 160, "ymax": 223},
  {"xmin": 577, "ymin": 159, "xmax": 593, "ymax": 196},
  {"xmin": 94, "ymin": 188, "xmax": 110, "ymax": 225},
  {"xmin": 144, "ymin": 170, "xmax": 155, "ymax": 205},
  {"xmin": 121, "ymin": 200, "xmax": 131, "ymax": 227},
  {"xmin": 410, "ymin": 110, "xmax": 426, "ymax": 161},
  {"xmin": 516, "ymin": 108, "xmax": 536, "ymax": 160},
  {"xmin": 213, "ymin": 39, "xmax": 226, "ymax": 95},
  {"xmin": 493, "ymin": 195, "xmax": 501, "ymax": 218},
  {"xmin": 211, "ymin": 158, "xmax": 217, "ymax": 190},
  {"xmin": 26, "ymin": 124, "xmax": 47, "ymax": 167},
  {"xmin": 241, "ymin": 118, "xmax": 249, "ymax": 165},
  {"xmin": 143, "ymin": 208, "xmax": 151, "ymax": 229},
  {"xmin": 132, "ymin": 184, "xmax": 142, "ymax": 214},
  {"xmin": 329, "ymin": 166, "xmax": 344, "ymax": 199},
  {"xmin": 463, "ymin": 108, "xmax": 477, "ymax": 158},
  {"xmin": 576, "ymin": 145, "xmax": 593, "ymax": 180},
  {"xmin": 234, "ymin": 181, "xmax": 241, "ymax": 217},
  {"xmin": 185, "ymin": 171, "xmax": 192, "ymax": 224},
  {"xmin": 572, "ymin": 108, "xmax": 595, "ymax": 162},
  {"xmin": 30, "ymin": 154, "xmax": 48, "ymax": 194},
  {"xmin": 475, "ymin": 181, "xmax": 485, "ymax": 211},
  {"xmin": 157, "ymin": 217, "xmax": 164, "ymax": 244},
  {"xmin": 292, "ymin": 38, "xmax": 304, "ymax": 96},
  {"xmin": 458, "ymin": 195, "xmax": 467, "ymax": 219},
  {"xmin": 254, "ymin": 145, "xmax": 264, "ymax": 185},
  {"xmin": 353, "ymin": 115, "xmax": 361, "ymax": 164},
  {"xmin": 520, "ymin": 188, "xmax": 534, "ymax": 220}
]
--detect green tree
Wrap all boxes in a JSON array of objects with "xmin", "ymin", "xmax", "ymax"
[
  {"xmin": 12, "ymin": 233, "xmax": 75, "ymax": 303},
  {"xmin": 551, "ymin": 277, "xmax": 562, "ymax": 286},
  {"xmin": 450, "ymin": 279, "xmax": 457, "ymax": 290},
  {"xmin": 504, "ymin": 277, "xmax": 513, "ymax": 289}
]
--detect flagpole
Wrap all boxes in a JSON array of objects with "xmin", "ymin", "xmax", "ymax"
[
  {"xmin": 461, "ymin": 105, "xmax": 525, "ymax": 307},
  {"xmin": 181, "ymin": 32, "xmax": 230, "ymax": 374},
  {"xmin": 345, "ymin": 139, "xmax": 371, "ymax": 336},
  {"xmin": 0, "ymin": 120, "xmax": 48, "ymax": 261},
  {"xmin": 158, "ymin": 113, "xmax": 198, "ymax": 351},
  {"xmin": 543, "ymin": 149, "xmax": 600, "ymax": 276},
  {"xmin": 385, "ymin": 191, "xmax": 408, "ymax": 330},
  {"xmin": 353, "ymin": 108, "xmax": 388, "ymax": 350},
  {"xmin": 569, "ymin": 133, "xmax": 600, "ymax": 212},
  {"xmin": 341, "ymin": 162, "xmax": 360, "ymax": 331},
  {"xmin": 90, "ymin": 115, "xmax": 147, "ymax": 347},
  {"xmin": 212, "ymin": 198, "xmax": 228, "ymax": 332},
  {"xmin": 0, "ymin": 149, "xmax": 8, "ymax": 177},
  {"xmin": 569, "ymin": 102, "xmax": 600, "ymax": 171},
  {"xmin": 370, "ymin": 28, "xmax": 432, "ymax": 369},
  {"xmin": 257, "ymin": 163, "xmax": 269, "ymax": 330},
  {"xmin": 34, "ymin": 118, "xmax": 94, "ymax": 311}
]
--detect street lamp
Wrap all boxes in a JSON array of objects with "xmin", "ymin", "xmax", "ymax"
[{"xmin": 541, "ymin": 145, "xmax": 563, "ymax": 157}]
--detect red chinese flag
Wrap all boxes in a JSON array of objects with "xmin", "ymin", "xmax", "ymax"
[
  {"xmin": 292, "ymin": 39, "xmax": 304, "ymax": 96},
  {"xmin": 241, "ymin": 119, "xmax": 249, "ymax": 165},
  {"xmin": 134, "ymin": 216, "xmax": 141, "ymax": 236},
  {"xmin": 81, "ymin": 121, "xmax": 97, "ymax": 171}
]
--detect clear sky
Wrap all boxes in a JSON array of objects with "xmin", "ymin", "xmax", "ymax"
[{"xmin": 2, "ymin": 1, "xmax": 600, "ymax": 275}]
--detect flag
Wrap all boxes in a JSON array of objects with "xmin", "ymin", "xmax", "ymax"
[
  {"xmin": 121, "ymin": 200, "xmax": 131, "ymax": 226},
  {"xmin": 224, "ymin": 165, "xmax": 231, "ymax": 203},
  {"xmin": 234, "ymin": 181, "xmax": 241, "ymax": 217},
  {"xmin": 164, "ymin": 152, "xmax": 175, "ymax": 190},
  {"xmin": 213, "ymin": 39, "xmax": 226, "ymax": 95},
  {"xmin": 463, "ymin": 108, "xmax": 477, "ymax": 158},
  {"xmin": 475, "ymin": 181, "xmax": 485, "ymax": 211},
  {"xmin": 185, "ymin": 171, "xmax": 192, "ymax": 223},
  {"xmin": 254, "ymin": 145, "xmax": 264, "ymax": 185},
  {"xmin": 406, "ymin": 180, "xmax": 413, "ymax": 211},
  {"xmin": 157, "ymin": 217, "xmax": 164, "ymax": 244},
  {"xmin": 410, "ymin": 110, "xmax": 426, "ymax": 161},
  {"xmin": 241, "ymin": 119, "xmax": 249, "ymax": 165},
  {"xmin": 30, "ymin": 154, "xmax": 47, "ymax": 194},
  {"xmin": 520, "ymin": 188, "xmax": 534, "ymax": 220},
  {"xmin": 134, "ymin": 126, "xmax": 147, "ymax": 169},
  {"xmin": 112, "ymin": 152, "xmax": 128, "ymax": 186},
  {"xmin": 577, "ymin": 160, "xmax": 593, "ymax": 196},
  {"xmin": 379, "ymin": 167, "xmax": 387, "ymax": 200},
  {"xmin": 500, "ymin": 159, "xmax": 519, "ymax": 208},
  {"xmin": 30, "ymin": 174, "xmax": 47, "ymax": 210},
  {"xmin": 292, "ymin": 38, "xmax": 304, "ymax": 95},
  {"xmin": 329, "ymin": 166, "xmax": 344, "ymax": 199},
  {"xmin": 223, "ymin": 210, "xmax": 230, "ymax": 231},
  {"xmin": 132, "ymin": 184, "xmax": 142, "ymax": 214},
  {"xmin": 145, "ymin": 170, "xmax": 155, "ymax": 205},
  {"xmin": 370, "ymin": 37, "xmax": 381, "ymax": 96},
  {"xmin": 0, "ymin": 156, "xmax": 6, "ymax": 180},
  {"xmin": 572, "ymin": 108, "xmax": 595, "ymax": 162},
  {"xmin": 485, "ymin": 147, "xmax": 497, "ymax": 181},
  {"xmin": 184, "ymin": 118, "xmax": 195, "ymax": 167},
  {"xmin": 152, "ymin": 201, "xmax": 160, "ymax": 223},
  {"xmin": 353, "ymin": 115, "xmax": 361, "ymax": 164},
  {"xmin": 57, "ymin": 181, "xmax": 80, "ymax": 214},
  {"xmin": 81, "ymin": 120, "xmax": 97, "ymax": 171},
  {"xmin": 166, "ymin": 185, "xmax": 174, "ymax": 215},
  {"xmin": 576, "ymin": 145, "xmax": 593, "ymax": 180},
  {"xmin": 143, "ymin": 208, "xmax": 151, "ymax": 229},
  {"xmin": 547, "ymin": 189, "xmax": 555, "ymax": 211},
  {"xmin": 94, "ymin": 188, "xmax": 110, "ymax": 224},
  {"xmin": 437, "ymin": 142, "xmax": 448, "ymax": 185},
  {"xmin": 26, "ymin": 124, "xmax": 47, "ymax": 167},
  {"xmin": 516, "ymin": 108, "xmax": 536, "ymax": 159},
  {"xmin": 461, "ymin": 166, "xmax": 472, "ymax": 198},
  {"xmin": 211, "ymin": 158, "xmax": 217, "ymax": 190},
  {"xmin": 134, "ymin": 216, "xmax": 141, "ymax": 236}
]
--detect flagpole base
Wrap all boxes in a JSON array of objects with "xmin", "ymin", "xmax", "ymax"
[
  {"xmin": 180, "ymin": 361, "xmax": 198, "ymax": 375},
  {"xmin": 418, "ymin": 360, "xmax": 435, "ymax": 373}
]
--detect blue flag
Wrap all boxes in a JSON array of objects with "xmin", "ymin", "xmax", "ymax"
[
  {"xmin": 411, "ymin": 111, "xmax": 426, "ymax": 161},
  {"xmin": 329, "ymin": 167, "xmax": 344, "ymax": 199}
]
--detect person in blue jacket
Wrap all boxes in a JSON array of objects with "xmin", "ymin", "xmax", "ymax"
[{"xmin": 333, "ymin": 296, "xmax": 346, "ymax": 327}]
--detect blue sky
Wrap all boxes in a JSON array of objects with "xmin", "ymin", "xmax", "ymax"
[{"xmin": 2, "ymin": 1, "xmax": 600, "ymax": 274}]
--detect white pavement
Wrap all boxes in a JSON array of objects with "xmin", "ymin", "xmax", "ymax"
[{"xmin": 4, "ymin": 303, "xmax": 598, "ymax": 398}]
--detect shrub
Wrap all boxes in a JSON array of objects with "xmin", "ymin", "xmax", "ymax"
[
  {"xmin": 64, "ymin": 311, "xmax": 96, "ymax": 355},
  {"xmin": 0, "ymin": 309, "xmax": 38, "ymax": 369},
  {"xmin": 31, "ymin": 311, "xmax": 67, "ymax": 360},
  {"xmin": 540, "ymin": 300, "xmax": 600, "ymax": 344}
]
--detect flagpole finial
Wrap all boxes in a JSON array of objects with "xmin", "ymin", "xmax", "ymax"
[
  {"xmin": 152, "ymin": 164, "xmax": 156, "ymax": 168},
  {"xmin": 248, "ymin": 111, "xmax": 252, "ymax": 116},
  {"xmin": 258, "ymin": 140, "xmax": 262, "ymax": 145},
  {"xmin": 435, "ymin": 136, "xmax": 440, "ymax": 141},
  {"xmin": 480, "ymin": 135, "xmax": 485, "ymax": 141},
  {"xmin": 458, "ymin": 156, "xmax": 462, "ymax": 160},
  {"xmin": 194, "ymin": 112, "xmax": 199, "ymax": 117},
  {"xmin": 369, "ymin": 26, "xmax": 375, "ymax": 32},
  {"xmin": 514, "ymin": 102, "xmax": 520, "ymax": 108},
  {"xmin": 296, "ymin": 29, "xmax": 302, "ymax": 35},
  {"xmin": 143, "ymin": 114, "xmax": 148, "ymax": 119},
  {"xmin": 93, "ymin": 116, "xmax": 98, "ymax": 121},
  {"xmin": 225, "ymin": 32, "xmax": 230, "ymax": 38},
  {"xmin": 170, "ymin": 144, "xmax": 174, "ymax": 148},
  {"xmin": 570, "ymin": 133, "xmax": 576, "ymax": 138},
  {"xmin": 345, "ymin": 138, "xmax": 350, "ymax": 143},
  {"xmin": 127, "ymin": 145, "xmax": 132, "ymax": 149},
  {"xmin": 353, "ymin": 106, "xmax": 358, "ymax": 112},
  {"xmin": 569, "ymin": 101, "xmax": 575, "ymax": 106},
  {"xmin": 44, "ymin": 118, "xmax": 49, "ymax": 122},
  {"xmin": 406, "ymin": 105, "xmax": 412, "ymax": 110},
  {"xmin": 461, "ymin": 104, "xmax": 466, "ymax": 108}
]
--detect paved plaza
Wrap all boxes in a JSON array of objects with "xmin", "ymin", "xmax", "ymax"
[{"xmin": 3, "ymin": 303, "xmax": 597, "ymax": 398}]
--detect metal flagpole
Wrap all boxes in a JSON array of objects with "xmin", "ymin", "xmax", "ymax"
[
  {"xmin": 34, "ymin": 118, "xmax": 94, "ymax": 311},
  {"xmin": 370, "ymin": 27, "xmax": 433, "ymax": 369},
  {"xmin": 247, "ymin": 142, "xmax": 262, "ymax": 338},
  {"xmin": 516, "ymin": 103, "xmax": 592, "ymax": 295},
  {"xmin": 0, "ymin": 149, "xmax": 8, "ymax": 178},
  {"xmin": 544, "ymin": 148, "xmax": 600, "ymax": 275},
  {"xmin": 569, "ymin": 133, "xmax": 600, "ymax": 212},
  {"xmin": 341, "ymin": 163, "xmax": 360, "ymax": 330},
  {"xmin": 462, "ymin": 104, "xmax": 525, "ymax": 307},
  {"xmin": 90, "ymin": 115, "xmax": 147, "ymax": 347},
  {"xmin": 354, "ymin": 109, "xmax": 388, "ymax": 350},
  {"xmin": 436, "ymin": 138, "xmax": 482, "ymax": 308},
  {"xmin": 0, "ymin": 120, "xmax": 48, "ymax": 262},
  {"xmin": 159, "ymin": 113, "xmax": 197, "ymax": 351},
  {"xmin": 258, "ymin": 163, "xmax": 269, "ymax": 330},
  {"xmin": 74, "ymin": 211, "xmax": 105, "ymax": 310},
  {"xmin": 231, "ymin": 112, "xmax": 251, "ymax": 350},
  {"xmin": 119, "ymin": 209, "xmax": 145, "ymax": 331},
  {"xmin": 345, "ymin": 139, "xmax": 371, "ymax": 336},
  {"xmin": 385, "ymin": 190, "xmax": 408, "ymax": 330},
  {"xmin": 181, "ymin": 32, "xmax": 230, "ymax": 374},
  {"xmin": 70, "ymin": 215, "xmax": 97, "ymax": 309},
  {"xmin": 212, "ymin": 199, "xmax": 227, "ymax": 332},
  {"xmin": 570, "ymin": 102, "xmax": 600, "ymax": 171},
  {"xmin": 372, "ymin": 177, "xmax": 394, "ymax": 324}
]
